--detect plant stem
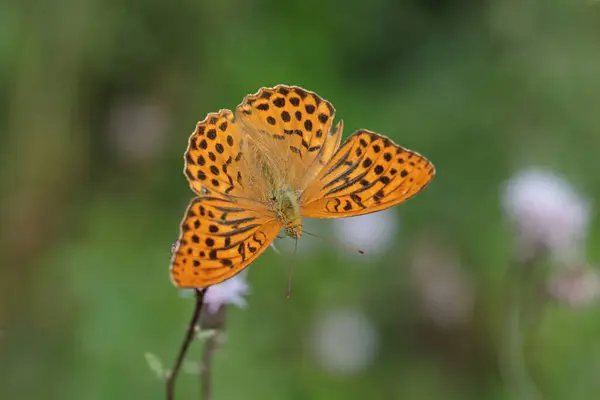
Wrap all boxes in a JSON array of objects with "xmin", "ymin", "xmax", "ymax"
[
  {"xmin": 499, "ymin": 253, "xmax": 544, "ymax": 400},
  {"xmin": 166, "ymin": 289, "xmax": 207, "ymax": 400}
]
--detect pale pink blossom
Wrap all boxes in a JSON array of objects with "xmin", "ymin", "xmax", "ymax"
[
  {"xmin": 203, "ymin": 273, "xmax": 250, "ymax": 314},
  {"xmin": 309, "ymin": 308, "xmax": 379, "ymax": 375},
  {"xmin": 332, "ymin": 208, "xmax": 398, "ymax": 257},
  {"xmin": 547, "ymin": 266, "xmax": 600, "ymax": 307},
  {"xmin": 502, "ymin": 169, "xmax": 591, "ymax": 261}
]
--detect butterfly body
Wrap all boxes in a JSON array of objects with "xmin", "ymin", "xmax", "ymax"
[
  {"xmin": 269, "ymin": 185, "xmax": 303, "ymax": 238},
  {"xmin": 242, "ymin": 136, "xmax": 303, "ymax": 237},
  {"xmin": 170, "ymin": 85, "xmax": 435, "ymax": 288}
]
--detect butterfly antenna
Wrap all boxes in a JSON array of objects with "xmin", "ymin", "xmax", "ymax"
[
  {"xmin": 286, "ymin": 237, "xmax": 298, "ymax": 299},
  {"xmin": 303, "ymin": 230, "xmax": 365, "ymax": 255}
]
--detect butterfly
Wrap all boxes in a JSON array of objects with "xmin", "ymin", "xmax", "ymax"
[{"xmin": 170, "ymin": 85, "xmax": 435, "ymax": 288}]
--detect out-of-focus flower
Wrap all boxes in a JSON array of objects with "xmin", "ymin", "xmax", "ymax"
[
  {"xmin": 203, "ymin": 272, "xmax": 250, "ymax": 314},
  {"xmin": 332, "ymin": 208, "xmax": 398, "ymax": 257},
  {"xmin": 309, "ymin": 308, "xmax": 379, "ymax": 375},
  {"xmin": 547, "ymin": 265, "xmax": 600, "ymax": 308},
  {"xmin": 410, "ymin": 235, "xmax": 473, "ymax": 328},
  {"xmin": 501, "ymin": 169, "xmax": 591, "ymax": 262}
]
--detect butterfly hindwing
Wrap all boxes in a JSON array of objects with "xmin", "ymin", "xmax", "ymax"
[
  {"xmin": 300, "ymin": 130, "xmax": 435, "ymax": 218},
  {"xmin": 170, "ymin": 196, "xmax": 282, "ymax": 288}
]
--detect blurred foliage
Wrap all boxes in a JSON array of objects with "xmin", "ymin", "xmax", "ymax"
[{"xmin": 2, "ymin": 0, "xmax": 600, "ymax": 399}]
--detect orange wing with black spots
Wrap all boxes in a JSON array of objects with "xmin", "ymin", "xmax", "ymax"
[
  {"xmin": 184, "ymin": 109, "xmax": 248, "ymax": 198},
  {"xmin": 236, "ymin": 85, "xmax": 344, "ymax": 190},
  {"xmin": 170, "ymin": 196, "xmax": 282, "ymax": 288},
  {"xmin": 173, "ymin": 86, "xmax": 435, "ymax": 289},
  {"xmin": 300, "ymin": 130, "xmax": 435, "ymax": 218}
]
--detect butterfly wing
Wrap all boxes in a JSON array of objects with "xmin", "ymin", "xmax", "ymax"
[
  {"xmin": 184, "ymin": 109, "xmax": 250, "ymax": 199},
  {"xmin": 170, "ymin": 196, "xmax": 282, "ymax": 288},
  {"xmin": 235, "ymin": 85, "xmax": 344, "ymax": 192},
  {"xmin": 300, "ymin": 130, "xmax": 435, "ymax": 218}
]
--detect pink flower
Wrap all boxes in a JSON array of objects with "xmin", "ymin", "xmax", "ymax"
[
  {"xmin": 502, "ymin": 169, "xmax": 591, "ymax": 261},
  {"xmin": 547, "ymin": 265, "xmax": 600, "ymax": 307},
  {"xmin": 309, "ymin": 308, "xmax": 379, "ymax": 375},
  {"xmin": 203, "ymin": 273, "xmax": 250, "ymax": 314}
]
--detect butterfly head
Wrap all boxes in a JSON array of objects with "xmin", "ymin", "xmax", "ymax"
[{"xmin": 284, "ymin": 222, "xmax": 303, "ymax": 239}]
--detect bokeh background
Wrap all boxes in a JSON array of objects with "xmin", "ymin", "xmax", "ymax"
[{"xmin": 3, "ymin": 0, "xmax": 600, "ymax": 399}]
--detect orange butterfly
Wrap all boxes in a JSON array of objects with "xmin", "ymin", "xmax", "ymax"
[{"xmin": 170, "ymin": 85, "xmax": 435, "ymax": 288}]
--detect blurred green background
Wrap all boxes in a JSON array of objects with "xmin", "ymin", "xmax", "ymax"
[{"xmin": 2, "ymin": 0, "xmax": 600, "ymax": 399}]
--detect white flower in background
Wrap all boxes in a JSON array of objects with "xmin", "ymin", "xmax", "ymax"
[
  {"xmin": 410, "ymin": 236, "xmax": 473, "ymax": 328},
  {"xmin": 501, "ymin": 169, "xmax": 591, "ymax": 261},
  {"xmin": 309, "ymin": 308, "xmax": 379, "ymax": 375},
  {"xmin": 332, "ymin": 208, "xmax": 398, "ymax": 257},
  {"xmin": 547, "ymin": 265, "xmax": 600, "ymax": 308},
  {"xmin": 203, "ymin": 272, "xmax": 251, "ymax": 314}
]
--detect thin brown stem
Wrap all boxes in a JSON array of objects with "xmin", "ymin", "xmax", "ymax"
[{"xmin": 166, "ymin": 289, "xmax": 207, "ymax": 400}]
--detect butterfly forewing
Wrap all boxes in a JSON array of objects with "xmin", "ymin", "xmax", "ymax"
[
  {"xmin": 300, "ymin": 130, "xmax": 435, "ymax": 218},
  {"xmin": 170, "ymin": 196, "xmax": 282, "ymax": 288},
  {"xmin": 236, "ymin": 85, "xmax": 343, "ymax": 192},
  {"xmin": 184, "ymin": 109, "xmax": 249, "ymax": 199}
]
